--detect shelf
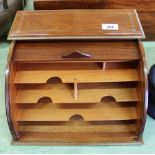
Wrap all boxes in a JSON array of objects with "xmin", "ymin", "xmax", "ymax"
[
  {"xmin": 14, "ymin": 69, "xmax": 138, "ymax": 84},
  {"xmin": 15, "ymin": 84, "xmax": 138, "ymax": 103},
  {"xmin": 16, "ymin": 107, "xmax": 137, "ymax": 121}
]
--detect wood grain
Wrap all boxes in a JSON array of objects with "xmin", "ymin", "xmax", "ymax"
[
  {"xmin": 33, "ymin": 0, "xmax": 155, "ymax": 11},
  {"xmin": 8, "ymin": 10, "xmax": 145, "ymax": 40},
  {"xmin": 14, "ymin": 69, "xmax": 138, "ymax": 84},
  {"xmin": 16, "ymin": 107, "xmax": 137, "ymax": 121},
  {"xmin": 16, "ymin": 132, "xmax": 138, "ymax": 144},
  {"xmin": 19, "ymin": 124, "xmax": 136, "ymax": 133},
  {"xmin": 16, "ymin": 61, "xmax": 139, "ymax": 70},
  {"xmin": 15, "ymin": 84, "xmax": 138, "ymax": 103},
  {"xmin": 5, "ymin": 41, "xmax": 20, "ymax": 141},
  {"xmin": 6, "ymin": 9, "xmax": 147, "ymax": 144},
  {"xmin": 13, "ymin": 41, "xmax": 140, "ymax": 62},
  {"xmin": 33, "ymin": 0, "xmax": 154, "ymax": 40}
]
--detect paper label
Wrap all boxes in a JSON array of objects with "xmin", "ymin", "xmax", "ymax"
[{"xmin": 102, "ymin": 24, "xmax": 119, "ymax": 30}]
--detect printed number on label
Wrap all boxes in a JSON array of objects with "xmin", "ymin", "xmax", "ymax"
[{"xmin": 102, "ymin": 24, "xmax": 119, "ymax": 30}]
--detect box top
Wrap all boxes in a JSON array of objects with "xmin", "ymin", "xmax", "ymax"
[{"xmin": 8, "ymin": 9, "xmax": 145, "ymax": 40}]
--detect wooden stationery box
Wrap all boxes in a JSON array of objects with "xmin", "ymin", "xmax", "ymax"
[
  {"xmin": 33, "ymin": 0, "xmax": 155, "ymax": 41},
  {"xmin": 6, "ymin": 10, "xmax": 148, "ymax": 145}
]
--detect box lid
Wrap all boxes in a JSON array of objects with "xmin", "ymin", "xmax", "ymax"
[{"xmin": 8, "ymin": 9, "xmax": 145, "ymax": 40}]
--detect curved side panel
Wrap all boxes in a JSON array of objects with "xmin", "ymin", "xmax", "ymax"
[
  {"xmin": 5, "ymin": 41, "xmax": 20, "ymax": 141},
  {"xmin": 137, "ymin": 41, "xmax": 148, "ymax": 140}
]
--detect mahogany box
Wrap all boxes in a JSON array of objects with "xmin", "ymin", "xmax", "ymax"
[{"xmin": 6, "ymin": 9, "xmax": 148, "ymax": 145}]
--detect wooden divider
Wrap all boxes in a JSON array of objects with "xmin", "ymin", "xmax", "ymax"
[
  {"xmin": 14, "ymin": 69, "xmax": 138, "ymax": 84},
  {"xmin": 15, "ymin": 84, "xmax": 138, "ymax": 104},
  {"xmin": 16, "ymin": 107, "xmax": 137, "ymax": 121}
]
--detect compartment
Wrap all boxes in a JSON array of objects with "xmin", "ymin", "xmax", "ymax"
[
  {"xmin": 14, "ymin": 61, "xmax": 139, "ymax": 84},
  {"xmin": 15, "ymin": 83, "xmax": 138, "ymax": 104},
  {"xmin": 14, "ymin": 61, "xmax": 139, "ymax": 107},
  {"xmin": 16, "ymin": 105, "xmax": 137, "ymax": 122},
  {"xmin": 19, "ymin": 122, "xmax": 137, "ymax": 133},
  {"xmin": 16, "ymin": 99, "xmax": 137, "ymax": 143},
  {"xmin": 14, "ymin": 69, "xmax": 138, "ymax": 84},
  {"xmin": 11, "ymin": 60, "xmax": 140, "ymax": 142},
  {"xmin": 17, "ymin": 120, "xmax": 137, "ymax": 143},
  {"xmin": 16, "ymin": 101, "xmax": 137, "ymax": 143},
  {"xmin": 17, "ymin": 131, "xmax": 137, "ymax": 144},
  {"xmin": 6, "ymin": 58, "xmax": 146, "ymax": 144}
]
